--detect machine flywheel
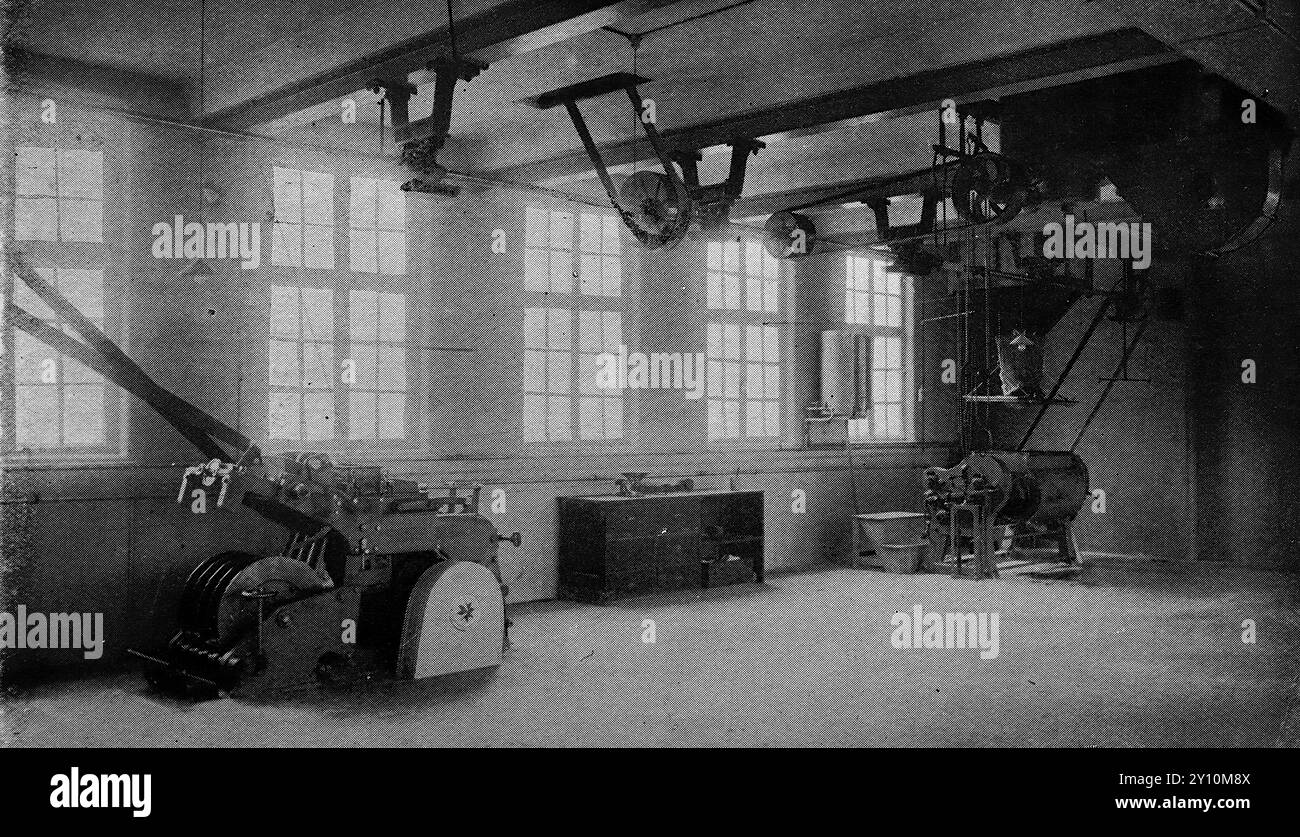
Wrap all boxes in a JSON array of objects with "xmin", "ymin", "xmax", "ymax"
[
  {"xmin": 951, "ymin": 152, "xmax": 1027, "ymax": 224},
  {"xmin": 178, "ymin": 553, "xmax": 331, "ymax": 645},
  {"xmin": 618, "ymin": 170, "xmax": 692, "ymax": 249}
]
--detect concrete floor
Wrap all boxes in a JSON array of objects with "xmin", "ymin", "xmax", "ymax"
[{"xmin": 4, "ymin": 556, "xmax": 1298, "ymax": 747}]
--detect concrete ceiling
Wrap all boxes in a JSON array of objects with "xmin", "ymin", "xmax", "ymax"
[
  {"xmin": 13, "ymin": 0, "xmax": 1297, "ymax": 222},
  {"xmin": 443, "ymin": 0, "xmax": 1129, "ymax": 172},
  {"xmin": 11, "ymin": 0, "xmax": 364, "ymax": 85}
]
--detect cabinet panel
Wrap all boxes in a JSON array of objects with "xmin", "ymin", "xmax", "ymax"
[
  {"xmin": 558, "ymin": 491, "xmax": 764, "ymax": 603},
  {"xmin": 605, "ymin": 569, "xmax": 659, "ymax": 598},
  {"xmin": 606, "ymin": 538, "xmax": 656, "ymax": 575},
  {"xmin": 602, "ymin": 500, "xmax": 658, "ymax": 540},
  {"xmin": 656, "ymin": 533, "xmax": 700, "ymax": 570},
  {"xmin": 656, "ymin": 563, "xmax": 698, "ymax": 592},
  {"xmin": 654, "ymin": 498, "xmax": 700, "ymax": 535}
]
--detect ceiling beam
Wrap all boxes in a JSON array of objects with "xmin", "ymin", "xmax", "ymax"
[
  {"xmin": 204, "ymin": 0, "xmax": 685, "ymax": 130},
  {"xmin": 486, "ymin": 28, "xmax": 1180, "ymax": 183},
  {"xmin": 6, "ymin": 50, "xmax": 190, "ymax": 120}
]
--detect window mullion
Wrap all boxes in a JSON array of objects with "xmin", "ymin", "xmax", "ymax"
[{"xmin": 334, "ymin": 285, "xmax": 348, "ymax": 442}]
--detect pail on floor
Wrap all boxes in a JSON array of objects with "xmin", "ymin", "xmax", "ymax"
[
  {"xmin": 852, "ymin": 512, "xmax": 926, "ymax": 568},
  {"xmin": 875, "ymin": 542, "xmax": 927, "ymax": 574}
]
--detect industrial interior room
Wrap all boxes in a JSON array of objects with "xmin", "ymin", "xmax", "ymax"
[{"xmin": 0, "ymin": 0, "xmax": 1298, "ymax": 748}]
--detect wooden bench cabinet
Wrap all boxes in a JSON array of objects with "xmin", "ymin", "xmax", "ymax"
[{"xmin": 557, "ymin": 490, "xmax": 764, "ymax": 603}]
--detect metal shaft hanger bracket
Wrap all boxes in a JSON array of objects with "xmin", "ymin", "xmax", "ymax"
[
  {"xmin": 370, "ymin": 56, "xmax": 487, "ymax": 196},
  {"xmin": 672, "ymin": 138, "xmax": 764, "ymax": 231},
  {"xmin": 528, "ymin": 73, "xmax": 693, "ymax": 247}
]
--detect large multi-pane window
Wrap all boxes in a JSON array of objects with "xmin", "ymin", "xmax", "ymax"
[
  {"xmin": 13, "ymin": 147, "xmax": 103, "ymax": 242},
  {"xmin": 268, "ymin": 171, "xmax": 408, "ymax": 444},
  {"xmin": 522, "ymin": 207, "xmax": 624, "ymax": 443},
  {"xmin": 269, "ymin": 285, "xmax": 336, "ymax": 441},
  {"xmin": 271, "ymin": 167, "xmax": 335, "ymax": 269},
  {"xmin": 268, "ymin": 284, "xmax": 409, "ymax": 443},
  {"xmin": 5, "ymin": 145, "xmax": 111, "ymax": 453},
  {"xmin": 347, "ymin": 290, "xmax": 407, "ymax": 441},
  {"xmin": 12, "ymin": 268, "xmax": 108, "ymax": 449},
  {"xmin": 846, "ymin": 252, "xmax": 913, "ymax": 442},
  {"xmin": 349, "ymin": 177, "xmax": 406, "ymax": 275},
  {"xmin": 706, "ymin": 241, "xmax": 780, "ymax": 440}
]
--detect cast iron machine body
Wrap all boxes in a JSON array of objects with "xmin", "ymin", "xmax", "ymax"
[
  {"xmin": 923, "ymin": 450, "xmax": 1089, "ymax": 578},
  {"xmin": 162, "ymin": 456, "xmax": 519, "ymax": 698},
  {"xmin": 3, "ymin": 255, "xmax": 520, "ymax": 699}
]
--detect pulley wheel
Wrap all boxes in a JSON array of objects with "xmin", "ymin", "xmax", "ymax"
[
  {"xmin": 198, "ymin": 559, "xmax": 253, "ymax": 637},
  {"xmin": 213, "ymin": 555, "xmax": 331, "ymax": 646},
  {"xmin": 618, "ymin": 170, "xmax": 690, "ymax": 248},
  {"xmin": 951, "ymin": 152, "xmax": 1026, "ymax": 224},
  {"xmin": 178, "ymin": 552, "xmax": 260, "ymax": 638},
  {"xmin": 763, "ymin": 211, "xmax": 816, "ymax": 259},
  {"xmin": 177, "ymin": 556, "xmax": 223, "ymax": 630}
]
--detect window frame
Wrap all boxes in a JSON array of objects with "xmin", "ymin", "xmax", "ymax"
[
  {"xmin": 705, "ymin": 239, "xmax": 783, "ymax": 445},
  {"xmin": 344, "ymin": 287, "xmax": 410, "ymax": 443},
  {"xmin": 265, "ymin": 168, "xmax": 414, "ymax": 451},
  {"xmin": 268, "ymin": 281, "xmax": 339, "ymax": 444},
  {"xmin": 845, "ymin": 251, "xmax": 916, "ymax": 445},
  {"xmin": 348, "ymin": 175, "xmax": 407, "ymax": 276},
  {"xmin": 3, "ymin": 137, "xmax": 121, "ymax": 459},
  {"xmin": 271, "ymin": 166, "xmax": 337, "ymax": 270},
  {"xmin": 521, "ymin": 205, "xmax": 631, "ymax": 449},
  {"xmin": 13, "ymin": 145, "xmax": 105, "ymax": 244}
]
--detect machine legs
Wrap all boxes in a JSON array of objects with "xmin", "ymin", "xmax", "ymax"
[
  {"xmin": 1057, "ymin": 526, "xmax": 1081, "ymax": 564},
  {"xmin": 924, "ymin": 528, "xmax": 947, "ymax": 573},
  {"xmin": 925, "ymin": 517, "xmax": 1080, "ymax": 578},
  {"xmin": 951, "ymin": 503, "xmax": 999, "ymax": 579},
  {"xmin": 925, "ymin": 503, "xmax": 1000, "ymax": 579}
]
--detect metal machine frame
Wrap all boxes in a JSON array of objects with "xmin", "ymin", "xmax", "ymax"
[
  {"xmin": 529, "ymin": 72, "xmax": 763, "ymax": 247},
  {"xmin": 3, "ymin": 254, "xmax": 521, "ymax": 698}
]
